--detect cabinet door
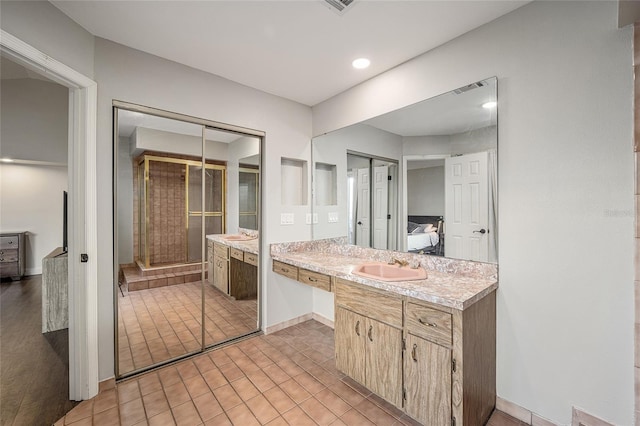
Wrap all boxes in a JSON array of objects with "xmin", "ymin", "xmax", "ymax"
[
  {"xmin": 365, "ymin": 318, "xmax": 402, "ymax": 407},
  {"xmin": 335, "ymin": 307, "xmax": 366, "ymax": 385},
  {"xmin": 213, "ymin": 254, "xmax": 229, "ymax": 294},
  {"xmin": 404, "ymin": 333, "xmax": 451, "ymax": 425}
]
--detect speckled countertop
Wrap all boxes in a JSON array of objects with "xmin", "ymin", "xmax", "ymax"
[
  {"xmin": 207, "ymin": 231, "xmax": 259, "ymax": 255},
  {"xmin": 270, "ymin": 238, "xmax": 497, "ymax": 310}
]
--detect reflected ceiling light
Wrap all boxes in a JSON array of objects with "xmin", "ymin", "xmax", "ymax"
[
  {"xmin": 352, "ymin": 58, "xmax": 370, "ymax": 69},
  {"xmin": 1, "ymin": 158, "xmax": 14, "ymax": 163},
  {"xmin": 482, "ymin": 101, "xmax": 497, "ymax": 109}
]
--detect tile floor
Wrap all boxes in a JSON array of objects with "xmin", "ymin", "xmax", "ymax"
[
  {"xmin": 118, "ymin": 281, "xmax": 258, "ymax": 375},
  {"xmin": 59, "ymin": 320, "xmax": 521, "ymax": 426}
]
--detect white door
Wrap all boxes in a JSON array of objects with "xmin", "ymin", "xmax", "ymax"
[
  {"xmin": 445, "ymin": 152, "xmax": 489, "ymax": 262},
  {"xmin": 356, "ymin": 167, "xmax": 370, "ymax": 247},
  {"xmin": 373, "ymin": 165, "xmax": 389, "ymax": 249}
]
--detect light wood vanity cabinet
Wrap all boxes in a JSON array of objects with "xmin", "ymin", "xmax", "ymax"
[
  {"xmin": 334, "ymin": 277, "xmax": 496, "ymax": 426},
  {"xmin": 272, "ymin": 260, "xmax": 333, "ymax": 292},
  {"xmin": 212, "ymin": 243, "xmax": 229, "ymax": 294},
  {"xmin": 334, "ymin": 279, "xmax": 403, "ymax": 407}
]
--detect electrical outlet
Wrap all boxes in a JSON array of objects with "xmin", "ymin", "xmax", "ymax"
[{"xmin": 280, "ymin": 213, "xmax": 294, "ymax": 225}]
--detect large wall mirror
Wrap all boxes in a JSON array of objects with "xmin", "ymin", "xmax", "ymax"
[
  {"xmin": 312, "ymin": 77, "xmax": 497, "ymax": 263},
  {"xmin": 113, "ymin": 102, "xmax": 262, "ymax": 378}
]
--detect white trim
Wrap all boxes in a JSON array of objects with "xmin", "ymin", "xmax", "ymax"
[
  {"xmin": 401, "ymin": 154, "xmax": 448, "ymax": 252},
  {"xmin": 1, "ymin": 30, "xmax": 99, "ymax": 401}
]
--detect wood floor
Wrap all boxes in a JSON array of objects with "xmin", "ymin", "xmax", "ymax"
[{"xmin": 1, "ymin": 275, "xmax": 77, "ymax": 426}]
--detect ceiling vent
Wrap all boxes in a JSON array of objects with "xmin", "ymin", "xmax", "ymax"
[
  {"xmin": 322, "ymin": 0, "xmax": 356, "ymax": 15},
  {"xmin": 453, "ymin": 81, "xmax": 486, "ymax": 95}
]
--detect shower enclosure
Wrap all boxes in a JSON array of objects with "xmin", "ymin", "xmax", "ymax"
[{"xmin": 136, "ymin": 154, "xmax": 225, "ymax": 268}]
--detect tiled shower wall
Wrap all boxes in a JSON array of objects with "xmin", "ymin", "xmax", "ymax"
[{"xmin": 133, "ymin": 158, "xmax": 188, "ymax": 267}]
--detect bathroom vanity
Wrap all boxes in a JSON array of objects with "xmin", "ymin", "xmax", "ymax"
[
  {"xmin": 207, "ymin": 233, "xmax": 259, "ymax": 300},
  {"xmin": 271, "ymin": 238, "xmax": 497, "ymax": 426}
]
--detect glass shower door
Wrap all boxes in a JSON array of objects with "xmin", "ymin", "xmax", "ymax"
[{"xmin": 187, "ymin": 164, "xmax": 224, "ymax": 263}]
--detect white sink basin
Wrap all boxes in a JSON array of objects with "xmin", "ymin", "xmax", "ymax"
[
  {"xmin": 352, "ymin": 262, "xmax": 427, "ymax": 282},
  {"xmin": 221, "ymin": 234, "xmax": 256, "ymax": 241}
]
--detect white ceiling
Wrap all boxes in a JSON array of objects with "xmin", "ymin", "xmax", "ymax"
[{"xmin": 51, "ymin": 0, "xmax": 528, "ymax": 106}]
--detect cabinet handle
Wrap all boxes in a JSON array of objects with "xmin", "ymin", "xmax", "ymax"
[
  {"xmin": 282, "ymin": 268, "xmax": 289, "ymax": 273},
  {"xmin": 355, "ymin": 320, "xmax": 360, "ymax": 336},
  {"xmin": 411, "ymin": 344, "xmax": 418, "ymax": 362},
  {"xmin": 308, "ymin": 276, "xmax": 317, "ymax": 282},
  {"xmin": 418, "ymin": 318, "xmax": 437, "ymax": 328},
  {"xmin": 368, "ymin": 325, "xmax": 373, "ymax": 342}
]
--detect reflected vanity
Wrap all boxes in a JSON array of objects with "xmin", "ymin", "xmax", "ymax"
[
  {"xmin": 113, "ymin": 103, "xmax": 262, "ymax": 378},
  {"xmin": 311, "ymin": 77, "xmax": 498, "ymax": 263}
]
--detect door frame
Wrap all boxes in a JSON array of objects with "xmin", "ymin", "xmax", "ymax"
[
  {"xmin": 1, "ymin": 30, "xmax": 99, "ymax": 400},
  {"xmin": 401, "ymin": 154, "xmax": 448, "ymax": 252}
]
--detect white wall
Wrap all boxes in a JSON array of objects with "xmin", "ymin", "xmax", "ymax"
[
  {"xmin": 313, "ymin": 2, "xmax": 633, "ymax": 425},
  {"xmin": 0, "ymin": 76, "xmax": 69, "ymax": 275},
  {"xmin": 0, "ymin": 1, "xmax": 94, "ymax": 79},
  {"xmin": 0, "ymin": 164, "xmax": 68, "ymax": 275},
  {"xmin": 312, "ymin": 124, "xmax": 402, "ymax": 240},
  {"xmin": 407, "ymin": 166, "xmax": 444, "ymax": 216},
  {"xmin": 227, "ymin": 136, "xmax": 260, "ymax": 234},
  {"xmin": 1, "ymin": 79, "xmax": 68, "ymax": 163},
  {"xmin": 94, "ymin": 38, "xmax": 314, "ymax": 380}
]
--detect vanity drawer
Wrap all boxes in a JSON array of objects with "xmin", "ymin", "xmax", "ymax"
[
  {"xmin": 273, "ymin": 260, "xmax": 298, "ymax": 280},
  {"xmin": 298, "ymin": 268, "xmax": 331, "ymax": 292},
  {"xmin": 405, "ymin": 302, "xmax": 452, "ymax": 347},
  {"xmin": 230, "ymin": 248, "xmax": 244, "ymax": 261},
  {"xmin": 244, "ymin": 252, "xmax": 258, "ymax": 266},
  {"xmin": 0, "ymin": 249, "xmax": 18, "ymax": 262},
  {"xmin": 0, "ymin": 236, "xmax": 18, "ymax": 250},
  {"xmin": 214, "ymin": 243, "xmax": 229, "ymax": 259},
  {"xmin": 335, "ymin": 278, "xmax": 402, "ymax": 328}
]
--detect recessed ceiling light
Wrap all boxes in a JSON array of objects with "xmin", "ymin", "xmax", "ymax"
[
  {"xmin": 482, "ymin": 101, "xmax": 497, "ymax": 109},
  {"xmin": 1, "ymin": 158, "xmax": 14, "ymax": 163},
  {"xmin": 352, "ymin": 58, "xmax": 370, "ymax": 69}
]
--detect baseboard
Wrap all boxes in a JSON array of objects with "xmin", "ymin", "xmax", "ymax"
[
  {"xmin": 571, "ymin": 407, "xmax": 614, "ymax": 426},
  {"xmin": 265, "ymin": 312, "xmax": 334, "ymax": 334},
  {"xmin": 496, "ymin": 397, "xmax": 558, "ymax": 426},
  {"xmin": 265, "ymin": 313, "xmax": 313, "ymax": 334},
  {"xmin": 26, "ymin": 267, "xmax": 42, "ymax": 276},
  {"xmin": 311, "ymin": 312, "xmax": 334, "ymax": 329}
]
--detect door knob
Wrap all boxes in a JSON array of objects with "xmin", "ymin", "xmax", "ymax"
[{"xmin": 473, "ymin": 229, "xmax": 487, "ymax": 234}]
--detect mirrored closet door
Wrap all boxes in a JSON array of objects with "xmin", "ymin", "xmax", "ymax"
[{"xmin": 113, "ymin": 103, "xmax": 262, "ymax": 378}]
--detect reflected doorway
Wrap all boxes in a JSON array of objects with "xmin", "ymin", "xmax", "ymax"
[{"xmin": 346, "ymin": 152, "xmax": 398, "ymax": 250}]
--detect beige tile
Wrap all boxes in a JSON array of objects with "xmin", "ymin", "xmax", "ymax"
[
  {"xmin": 119, "ymin": 398, "xmax": 146, "ymax": 426},
  {"xmin": 118, "ymin": 380, "xmax": 141, "ymax": 405},
  {"xmin": 171, "ymin": 401, "xmax": 202, "ymax": 425},
  {"xmin": 184, "ymin": 374, "xmax": 210, "ymax": 399},
  {"xmin": 280, "ymin": 378, "xmax": 312, "ymax": 404},
  {"xmin": 300, "ymin": 397, "xmax": 338, "ymax": 425},
  {"xmin": 147, "ymin": 410, "xmax": 176, "ymax": 426},
  {"xmin": 164, "ymin": 382, "xmax": 191, "ymax": 408},
  {"xmin": 193, "ymin": 391, "xmax": 224, "ymax": 422},
  {"xmin": 340, "ymin": 408, "xmax": 376, "ymax": 426},
  {"xmin": 226, "ymin": 403, "xmax": 261, "ymax": 426},
  {"xmin": 138, "ymin": 373, "xmax": 163, "ymax": 396},
  {"xmin": 213, "ymin": 384, "xmax": 243, "ymax": 411},
  {"xmin": 142, "ymin": 390, "xmax": 170, "ymax": 419},
  {"xmin": 263, "ymin": 386, "xmax": 297, "ymax": 414},
  {"xmin": 246, "ymin": 394, "xmax": 280, "ymax": 424},
  {"xmin": 230, "ymin": 376, "xmax": 261, "ymax": 401},
  {"xmin": 92, "ymin": 406, "xmax": 120, "ymax": 426},
  {"xmin": 202, "ymin": 367, "xmax": 228, "ymax": 390},
  {"xmin": 204, "ymin": 413, "xmax": 232, "ymax": 426},
  {"xmin": 64, "ymin": 400, "xmax": 94, "ymax": 424},
  {"xmin": 315, "ymin": 388, "xmax": 352, "ymax": 417},
  {"xmin": 282, "ymin": 406, "xmax": 317, "ymax": 426},
  {"xmin": 354, "ymin": 398, "xmax": 397, "ymax": 425}
]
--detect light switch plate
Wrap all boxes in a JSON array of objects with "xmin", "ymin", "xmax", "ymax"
[
  {"xmin": 305, "ymin": 213, "xmax": 312, "ymax": 224},
  {"xmin": 312, "ymin": 213, "xmax": 318, "ymax": 224},
  {"xmin": 280, "ymin": 213, "xmax": 294, "ymax": 225},
  {"xmin": 328, "ymin": 212, "xmax": 339, "ymax": 223}
]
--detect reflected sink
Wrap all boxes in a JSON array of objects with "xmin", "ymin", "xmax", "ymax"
[
  {"xmin": 352, "ymin": 262, "xmax": 427, "ymax": 282},
  {"xmin": 221, "ymin": 234, "xmax": 256, "ymax": 241}
]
